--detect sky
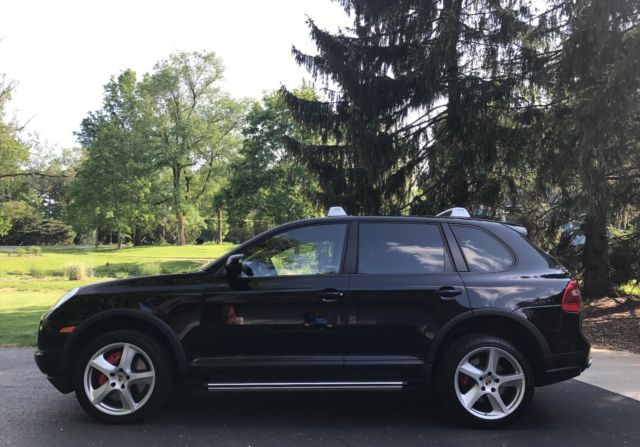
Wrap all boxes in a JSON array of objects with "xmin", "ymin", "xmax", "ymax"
[{"xmin": 0, "ymin": 0, "xmax": 350, "ymax": 149}]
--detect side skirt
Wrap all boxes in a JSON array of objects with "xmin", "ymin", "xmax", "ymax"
[{"xmin": 206, "ymin": 381, "xmax": 405, "ymax": 392}]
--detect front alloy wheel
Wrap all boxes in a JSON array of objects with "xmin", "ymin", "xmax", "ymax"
[
  {"xmin": 438, "ymin": 335, "xmax": 534, "ymax": 427},
  {"xmin": 74, "ymin": 330, "xmax": 172, "ymax": 423},
  {"xmin": 83, "ymin": 342, "xmax": 156, "ymax": 416}
]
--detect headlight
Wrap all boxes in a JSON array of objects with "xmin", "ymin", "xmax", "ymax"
[{"xmin": 50, "ymin": 288, "xmax": 79, "ymax": 311}]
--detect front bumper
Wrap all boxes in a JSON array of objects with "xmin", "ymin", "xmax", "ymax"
[{"xmin": 34, "ymin": 349, "xmax": 73, "ymax": 394}]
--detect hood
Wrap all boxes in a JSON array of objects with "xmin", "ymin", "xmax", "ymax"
[{"xmin": 77, "ymin": 271, "xmax": 209, "ymax": 296}]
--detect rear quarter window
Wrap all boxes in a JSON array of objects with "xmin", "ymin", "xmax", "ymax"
[{"xmin": 452, "ymin": 224, "xmax": 515, "ymax": 272}]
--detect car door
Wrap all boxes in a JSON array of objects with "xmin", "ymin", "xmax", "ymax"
[
  {"xmin": 344, "ymin": 220, "xmax": 471, "ymax": 373},
  {"xmin": 198, "ymin": 222, "xmax": 350, "ymax": 370}
]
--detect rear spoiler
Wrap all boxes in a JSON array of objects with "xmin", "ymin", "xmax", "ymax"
[{"xmin": 503, "ymin": 222, "xmax": 528, "ymax": 237}]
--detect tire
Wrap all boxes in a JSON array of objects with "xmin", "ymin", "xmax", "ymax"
[
  {"xmin": 73, "ymin": 330, "xmax": 173, "ymax": 423},
  {"xmin": 436, "ymin": 334, "xmax": 534, "ymax": 428}
]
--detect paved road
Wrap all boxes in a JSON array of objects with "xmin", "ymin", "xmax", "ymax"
[
  {"xmin": 1, "ymin": 348, "xmax": 639, "ymax": 447},
  {"xmin": 576, "ymin": 348, "xmax": 640, "ymax": 400}
]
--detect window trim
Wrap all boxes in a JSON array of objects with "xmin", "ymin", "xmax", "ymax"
[
  {"xmin": 355, "ymin": 221, "xmax": 453, "ymax": 275},
  {"xmin": 449, "ymin": 224, "xmax": 518, "ymax": 274},
  {"xmin": 233, "ymin": 221, "xmax": 351, "ymax": 279}
]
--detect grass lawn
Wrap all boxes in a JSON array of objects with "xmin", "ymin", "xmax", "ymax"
[{"xmin": 0, "ymin": 243, "xmax": 235, "ymax": 346}]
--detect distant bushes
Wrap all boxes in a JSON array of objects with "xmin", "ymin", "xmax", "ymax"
[
  {"xmin": 7, "ymin": 246, "xmax": 44, "ymax": 257},
  {"xmin": 28, "ymin": 246, "xmax": 42, "ymax": 256},
  {"xmin": 137, "ymin": 263, "xmax": 161, "ymax": 276},
  {"xmin": 64, "ymin": 262, "xmax": 87, "ymax": 280},
  {"xmin": 0, "ymin": 202, "xmax": 75, "ymax": 246},
  {"xmin": 29, "ymin": 265, "xmax": 47, "ymax": 278}
]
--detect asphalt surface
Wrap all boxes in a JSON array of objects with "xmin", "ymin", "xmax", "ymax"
[{"xmin": 1, "ymin": 348, "xmax": 639, "ymax": 447}]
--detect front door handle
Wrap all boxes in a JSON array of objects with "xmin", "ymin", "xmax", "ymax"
[
  {"xmin": 436, "ymin": 286, "xmax": 462, "ymax": 298},
  {"xmin": 319, "ymin": 289, "xmax": 343, "ymax": 303}
]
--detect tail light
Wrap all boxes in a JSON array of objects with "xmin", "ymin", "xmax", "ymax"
[{"xmin": 562, "ymin": 279, "xmax": 581, "ymax": 313}]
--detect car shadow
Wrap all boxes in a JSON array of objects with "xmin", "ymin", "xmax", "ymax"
[{"xmin": 66, "ymin": 380, "xmax": 640, "ymax": 446}]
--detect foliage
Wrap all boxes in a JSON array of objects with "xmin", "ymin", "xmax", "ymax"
[
  {"xmin": 535, "ymin": 0, "xmax": 640, "ymax": 297},
  {"xmin": 28, "ymin": 246, "xmax": 42, "ymax": 256},
  {"xmin": 224, "ymin": 88, "xmax": 322, "ymax": 242},
  {"xmin": 283, "ymin": 1, "xmax": 541, "ymax": 215},
  {"xmin": 0, "ymin": 201, "xmax": 75, "ymax": 245},
  {"xmin": 71, "ymin": 70, "xmax": 157, "ymax": 249},
  {"xmin": 29, "ymin": 265, "xmax": 46, "ymax": 278},
  {"xmin": 141, "ymin": 51, "xmax": 247, "ymax": 245},
  {"xmin": 137, "ymin": 262, "xmax": 161, "ymax": 276},
  {"xmin": 63, "ymin": 262, "xmax": 87, "ymax": 280},
  {"xmin": 0, "ymin": 75, "xmax": 30, "ymax": 232}
]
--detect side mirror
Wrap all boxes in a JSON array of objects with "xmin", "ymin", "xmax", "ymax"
[{"xmin": 225, "ymin": 254, "xmax": 244, "ymax": 277}]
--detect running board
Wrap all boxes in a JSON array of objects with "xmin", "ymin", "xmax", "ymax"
[{"xmin": 206, "ymin": 381, "xmax": 405, "ymax": 392}]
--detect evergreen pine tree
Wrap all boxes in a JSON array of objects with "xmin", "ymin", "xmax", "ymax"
[{"xmin": 284, "ymin": 0, "xmax": 542, "ymax": 215}]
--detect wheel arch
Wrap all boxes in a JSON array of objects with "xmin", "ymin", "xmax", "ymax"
[
  {"xmin": 428, "ymin": 309, "xmax": 553, "ymax": 384},
  {"xmin": 60, "ymin": 309, "xmax": 187, "ymax": 377}
]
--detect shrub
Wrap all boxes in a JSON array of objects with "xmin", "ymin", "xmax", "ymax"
[
  {"xmin": 64, "ymin": 262, "xmax": 86, "ymax": 280},
  {"xmin": 137, "ymin": 263, "xmax": 161, "ymax": 276},
  {"xmin": 28, "ymin": 246, "xmax": 42, "ymax": 256},
  {"xmin": 15, "ymin": 248, "xmax": 28, "ymax": 257},
  {"xmin": 0, "ymin": 202, "xmax": 76, "ymax": 245},
  {"xmin": 29, "ymin": 265, "xmax": 47, "ymax": 278}
]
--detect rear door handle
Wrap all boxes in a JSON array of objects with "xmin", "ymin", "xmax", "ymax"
[
  {"xmin": 436, "ymin": 286, "xmax": 462, "ymax": 298},
  {"xmin": 319, "ymin": 289, "xmax": 343, "ymax": 303}
]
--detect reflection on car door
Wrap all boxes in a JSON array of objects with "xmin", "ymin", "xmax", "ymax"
[{"xmin": 198, "ymin": 222, "xmax": 349, "ymax": 371}]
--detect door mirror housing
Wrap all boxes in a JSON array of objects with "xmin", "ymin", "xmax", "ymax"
[{"xmin": 225, "ymin": 254, "xmax": 244, "ymax": 277}]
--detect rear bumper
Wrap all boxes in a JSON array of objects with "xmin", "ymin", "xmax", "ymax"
[
  {"xmin": 537, "ymin": 349, "xmax": 591, "ymax": 386},
  {"xmin": 34, "ymin": 349, "xmax": 73, "ymax": 394}
]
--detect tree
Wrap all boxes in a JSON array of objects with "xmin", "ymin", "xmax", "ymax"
[
  {"xmin": 224, "ymin": 88, "xmax": 321, "ymax": 242},
  {"xmin": 142, "ymin": 51, "xmax": 245, "ymax": 245},
  {"xmin": 539, "ymin": 0, "xmax": 640, "ymax": 297},
  {"xmin": 0, "ymin": 74, "xmax": 30, "ymax": 234},
  {"xmin": 0, "ymin": 201, "xmax": 75, "ymax": 245},
  {"xmin": 72, "ymin": 70, "xmax": 156, "ymax": 249},
  {"xmin": 283, "ymin": 0, "xmax": 541, "ymax": 215}
]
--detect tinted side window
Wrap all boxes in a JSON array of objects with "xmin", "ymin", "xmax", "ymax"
[
  {"xmin": 452, "ymin": 225, "xmax": 514, "ymax": 272},
  {"xmin": 358, "ymin": 223, "xmax": 445, "ymax": 274},
  {"xmin": 242, "ymin": 224, "xmax": 346, "ymax": 277}
]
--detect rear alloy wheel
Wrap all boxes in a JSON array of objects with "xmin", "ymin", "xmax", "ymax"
[
  {"xmin": 437, "ymin": 335, "xmax": 534, "ymax": 427},
  {"xmin": 74, "ymin": 330, "xmax": 172, "ymax": 423}
]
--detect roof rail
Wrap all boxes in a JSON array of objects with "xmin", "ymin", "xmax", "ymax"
[
  {"xmin": 436, "ymin": 207, "xmax": 471, "ymax": 218},
  {"xmin": 327, "ymin": 206, "xmax": 348, "ymax": 217}
]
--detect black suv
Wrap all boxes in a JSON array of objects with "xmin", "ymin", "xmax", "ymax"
[{"xmin": 35, "ymin": 214, "xmax": 590, "ymax": 427}]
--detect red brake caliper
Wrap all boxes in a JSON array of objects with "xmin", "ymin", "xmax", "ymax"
[
  {"xmin": 459, "ymin": 373, "xmax": 472, "ymax": 389},
  {"xmin": 97, "ymin": 350, "xmax": 122, "ymax": 386}
]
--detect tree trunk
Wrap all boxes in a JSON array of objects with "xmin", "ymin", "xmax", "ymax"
[
  {"xmin": 94, "ymin": 228, "xmax": 100, "ymax": 248},
  {"xmin": 133, "ymin": 227, "xmax": 143, "ymax": 246},
  {"xmin": 176, "ymin": 211, "xmax": 186, "ymax": 245},
  {"xmin": 443, "ymin": 0, "xmax": 468, "ymax": 208},
  {"xmin": 217, "ymin": 207, "xmax": 223, "ymax": 243},
  {"xmin": 116, "ymin": 231, "xmax": 122, "ymax": 250},
  {"xmin": 172, "ymin": 163, "xmax": 186, "ymax": 246},
  {"xmin": 582, "ymin": 212, "xmax": 613, "ymax": 298}
]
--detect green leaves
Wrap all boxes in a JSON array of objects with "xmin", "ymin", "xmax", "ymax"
[{"xmin": 223, "ymin": 89, "xmax": 321, "ymax": 241}]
